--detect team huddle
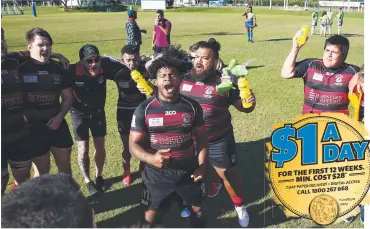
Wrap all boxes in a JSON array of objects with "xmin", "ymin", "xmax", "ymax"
[{"xmin": 1, "ymin": 7, "xmax": 365, "ymax": 228}]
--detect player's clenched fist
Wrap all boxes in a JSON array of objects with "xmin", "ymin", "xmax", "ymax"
[{"xmin": 149, "ymin": 149, "xmax": 171, "ymax": 168}]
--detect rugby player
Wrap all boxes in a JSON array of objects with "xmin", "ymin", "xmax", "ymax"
[
  {"xmin": 116, "ymin": 44, "xmax": 148, "ymax": 185},
  {"xmin": 129, "ymin": 46, "xmax": 208, "ymax": 227},
  {"xmin": 2, "ymin": 27, "xmax": 72, "ymax": 186},
  {"xmin": 327, "ymin": 7, "xmax": 334, "ymax": 35},
  {"xmin": 337, "ymin": 7, "xmax": 345, "ymax": 35},
  {"xmin": 319, "ymin": 11, "xmax": 329, "ymax": 37},
  {"xmin": 311, "ymin": 8, "xmax": 319, "ymax": 35},
  {"xmin": 18, "ymin": 27, "xmax": 74, "ymax": 175},
  {"xmin": 138, "ymin": 40, "xmax": 256, "ymax": 226},
  {"xmin": 180, "ymin": 39, "xmax": 256, "ymax": 227},
  {"xmin": 281, "ymin": 32, "xmax": 360, "ymax": 115},
  {"xmin": 1, "ymin": 28, "xmax": 33, "ymax": 193}
]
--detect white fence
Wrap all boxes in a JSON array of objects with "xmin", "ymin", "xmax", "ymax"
[{"xmin": 319, "ymin": 1, "xmax": 362, "ymax": 11}]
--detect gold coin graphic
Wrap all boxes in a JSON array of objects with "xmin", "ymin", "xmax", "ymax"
[{"xmin": 309, "ymin": 194, "xmax": 339, "ymax": 225}]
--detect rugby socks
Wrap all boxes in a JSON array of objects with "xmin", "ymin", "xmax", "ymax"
[
  {"xmin": 250, "ymin": 32, "xmax": 253, "ymax": 41},
  {"xmin": 328, "ymin": 26, "xmax": 331, "ymax": 35},
  {"xmin": 232, "ymin": 196, "xmax": 244, "ymax": 207},
  {"xmin": 247, "ymin": 32, "xmax": 250, "ymax": 41},
  {"xmin": 311, "ymin": 26, "xmax": 315, "ymax": 35},
  {"xmin": 337, "ymin": 26, "xmax": 341, "ymax": 35}
]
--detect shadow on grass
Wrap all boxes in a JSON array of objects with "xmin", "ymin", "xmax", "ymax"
[
  {"xmin": 247, "ymin": 65, "xmax": 265, "ymax": 70},
  {"xmin": 90, "ymin": 182, "xmax": 141, "ymax": 214},
  {"xmin": 264, "ymin": 38, "xmax": 291, "ymax": 42},
  {"xmin": 199, "ymin": 32, "xmax": 245, "ymax": 36},
  {"xmin": 96, "ymin": 138, "xmax": 292, "ymax": 227},
  {"xmin": 342, "ymin": 33, "xmax": 363, "ymax": 37}
]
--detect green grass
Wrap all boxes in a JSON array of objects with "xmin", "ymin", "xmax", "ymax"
[{"xmin": 2, "ymin": 6, "xmax": 364, "ymax": 228}]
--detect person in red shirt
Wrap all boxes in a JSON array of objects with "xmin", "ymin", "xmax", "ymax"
[
  {"xmin": 152, "ymin": 10, "xmax": 171, "ymax": 54},
  {"xmin": 281, "ymin": 31, "xmax": 360, "ymax": 115}
]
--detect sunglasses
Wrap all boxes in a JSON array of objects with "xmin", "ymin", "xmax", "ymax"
[{"xmin": 86, "ymin": 57, "xmax": 100, "ymax": 64}]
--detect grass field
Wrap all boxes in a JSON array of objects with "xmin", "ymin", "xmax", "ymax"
[{"xmin": 2, "ymin": 6, "xmax": 364, "ymax": 228}]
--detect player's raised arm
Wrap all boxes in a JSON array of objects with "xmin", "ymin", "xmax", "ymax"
[{"xmin": 281, "ymin": 30, "xmax": 307, "ymax": 79}]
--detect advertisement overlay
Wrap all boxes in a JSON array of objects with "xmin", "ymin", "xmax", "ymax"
[{"xmin": 266, "ymin": 113, "xmax": 370, "ymax": 225}]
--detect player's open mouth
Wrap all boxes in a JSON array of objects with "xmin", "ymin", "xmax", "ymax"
[
  {"xmin": 164, "ymin": 84, "xmax": 175, "ymax": 93},
  {"xmin": 196, "ymin": 64, "xmax": 204, "ymax": 71},
  {"xmin": 41, "ymin": 52, "xmax": 49, "ymax": 58}
]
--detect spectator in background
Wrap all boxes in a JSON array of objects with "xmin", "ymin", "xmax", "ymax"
[
  {"xmin": 1, "ymin": 174, "xmax": 96, "ymax": 228},
  {"xmin": 152, "ymin": 10, "xmax": 172, "ymax": 54},
  {"xmin": 126, "ymin": 9, "xmax": 147, "ymax": 51}
]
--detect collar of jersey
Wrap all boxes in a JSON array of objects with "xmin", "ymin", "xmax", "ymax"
[{"xmin": 155, "ymin": 92, "xmax": 181, "ymax": 106}]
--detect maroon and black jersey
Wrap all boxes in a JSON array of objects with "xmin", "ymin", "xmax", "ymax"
[
  {"xmin": 69, "ymin": 57, "xmax": 128, "ymax": 112},
  {"xmin": 109, "ymin": 60, "xmax": 147, "ymax": 109},
  {"xmin": 131, "ymin": 94, "xmax": 204, "ymax": 163},
  {"xmin": 1, "ymin": 58, "xmax": 28, "ymax": 144},
  {"xmin": 18, "ymin": 60, "xmax": 72, "ymax": 124},
  {"xmin": 294, "ymin": 58, "xmax": 359, "ymax": 115},
  {"xmin": 179, "ymin": 74, "xmax": 240, "ymax": 141}
]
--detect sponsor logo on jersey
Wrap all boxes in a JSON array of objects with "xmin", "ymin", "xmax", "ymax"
[
  {"xmin": 335, "ymin": 74, "xmax": 343, "ymax": 86},
  {"xmin": 149, "ymin": 117, "xmax": 163, "ymax": 127},
  {"xmin": 75, "ymin": 81, "xmax": 84, "ymax": 86},
  {"xmin": 53, "ymin": 74, "xmax": 61, "ymax": 85},
  {"xmin": 312, "ymin": 72, "xmax": 323, "ymax": 81},
  {"xmin": 181, "ymin": 84, "xmax": 193, "ymax": 92},
  {"xmin": 165, "ymin": 110, "xmax": 177, "ymax": 115},
  {"xmin": 182, "ymin": 113, "xmax": 192, "ymax": 127},
  {"xmin": 23, "ymin": 75, "xmax": 38, "ymax": 83},
  {"xmin": 38, "ymin": 71, "xmax": 48, "ymax": 75},
  {"xmin": 204, "ymin": 86, "xmax": 214, "ymax": 98},
  {"xmin": 97, "ymin": 75, "xmax": 104, "ymax": 84}
]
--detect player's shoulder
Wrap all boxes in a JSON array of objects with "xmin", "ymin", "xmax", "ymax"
[
  {"xmin": 180, "ymin": 95, "xmax": 201, "ymax": 109},
  {"xmin": 17, "ymin": 59, "xmax": 35, "ymax": 70},
  {"xmin": 343, "ymin": 63, "xmax": 360, "ymax": 74},
  {"xmin": 2, "ymin": 57, "xmax": 20, "ymax": 69},
  {"xmin": 49, "ymin": 60, "xmax": 66, "ymax": 72},
  {"xmin": 304, "ymin": 58, "xmax": 321, "ymax": 65},
  {"xmin": 137, "ymin": 96, "xmax": 156, "ymax": 110}
]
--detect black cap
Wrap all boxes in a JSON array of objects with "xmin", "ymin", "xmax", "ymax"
[
  {"xmin": 121, "ymin": 44, "xmax": 139, "ymax": 55},
  {"xmin": 79, "ymin": 44, "xmax": 99, "ymax": 60}
]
